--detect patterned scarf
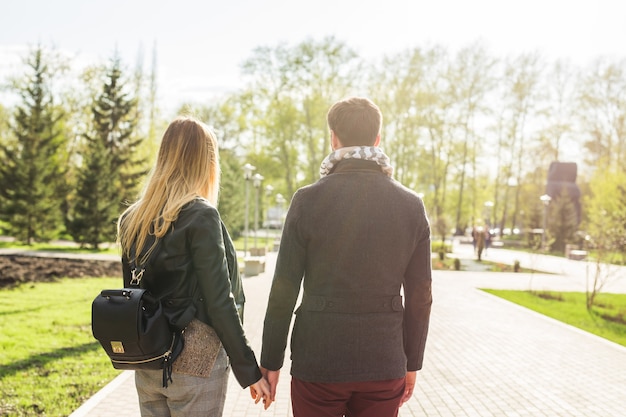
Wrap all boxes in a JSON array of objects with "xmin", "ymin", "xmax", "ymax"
[{"xmin": 319, "ymin": 146, "xmax": 394, "ymax": 178}]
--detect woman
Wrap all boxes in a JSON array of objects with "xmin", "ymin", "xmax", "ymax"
[{"xmin": 117, "ymin": 116, "xmax": 270, "ymax": 416}]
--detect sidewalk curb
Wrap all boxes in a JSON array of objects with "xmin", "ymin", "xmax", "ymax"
[{"xmin": 68, "ymin": 371, "xmax": 133, "ymax": 417}]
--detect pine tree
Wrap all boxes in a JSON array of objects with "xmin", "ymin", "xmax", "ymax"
[
  {"xmin": 69, "ymin": 55, "xmax": 145, "ymax": 248},
  {"xmin": 68, "ymin": 136, "xmax": 119, "ymax": 249},
  {"xmin": 0, "ymin": 46, "xmax": 67, "ymax": 244},
  {"xmin": 0, "ymin": 104, "xmax": 10, "ymax": 230},
  {"xmin": 94, "ymin": 55, "xmax": 146, "ymax": 205}
]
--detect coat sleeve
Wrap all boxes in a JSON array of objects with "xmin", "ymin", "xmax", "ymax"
[
  {"xmin": 403, "ymin": 201, "xmax": 433, "ymax": 371},
  {"xmin": 222, "ymin": 221, "xmax": 245, "ymax": 321},
  {"xmin": 260, "ymin": 191, "xmax": 306, "ymax": 371},
  {"xmin": 189, "ymin": 205, "xmax": 262, "ymax": 388}
]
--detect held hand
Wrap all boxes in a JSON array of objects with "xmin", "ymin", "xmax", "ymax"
[
  {"xmin": 249, "ymin": 377, "xmax": 273, "ymax": 410},
  {"xmin": 260, "ymin": 366, "xmax": 280, "ymax": 401},
  {"xmin": 400, "ymin": 371, "xmax": 417, "ymax": 406}
]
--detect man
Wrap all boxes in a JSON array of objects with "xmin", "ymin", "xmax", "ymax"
[{"xmin": 261, "ymin": 97, "xmax": 432, "ymax": 417}]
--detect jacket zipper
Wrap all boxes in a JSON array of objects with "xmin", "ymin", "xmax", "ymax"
[{"xmin": 111, "ymin": 334, "xmax": 176, "ymax": 365}]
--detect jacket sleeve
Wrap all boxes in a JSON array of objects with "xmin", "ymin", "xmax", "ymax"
[
  {"xmin": 189, "ymin": 205, "xmax": 262, "ymax": 388},
  {"xmin": 261, "ymin": 191, "xmax": 306, "ymax": 371},
  {"xmin": 403, "ymin": 202, "xmax": 433, "ymax": 371},
  {"xmin": 222, "ymin": 221, "xmax": 245, "ymax": 321}
]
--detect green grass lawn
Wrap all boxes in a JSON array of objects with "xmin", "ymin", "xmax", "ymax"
[
  {"xmin": 432, "ymin": 256, "xmax": 538, "ymax": 273},
  {"xmin": 0, "ymin": 277, "xmax": 121, "ymax": 417},
  {"xmin": 231, "ymin": 236, "xmax": 278, "ymax": 252},
  {"xmin": 483, "ymin": 289, "xmax": 626, "ymax": 347}
]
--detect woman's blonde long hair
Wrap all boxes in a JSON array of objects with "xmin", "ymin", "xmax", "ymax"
[{"xmin": 118, "ymin": 116, "xmax": 220, "ymax": 262}]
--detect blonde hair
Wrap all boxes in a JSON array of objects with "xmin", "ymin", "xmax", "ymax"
[{"xmin": 118, "ymin": 116, "xmax": 220, "ymax": 262}]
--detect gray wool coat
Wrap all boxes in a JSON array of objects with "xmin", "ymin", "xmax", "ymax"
[{"xmin": 261, "ymin": 158, "xmax": 432, "ymax": 383}]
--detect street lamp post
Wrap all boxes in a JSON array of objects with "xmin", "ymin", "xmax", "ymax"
[
  {"xmin": 253, "ymin": 173, "xmax": 264, "ymax": 250},
  {"xmin": 540, "ymin": 194, "xmax": 552, "ymax": 251},
  {"xmin": 264, "ymin": 184, "xmax": 274, "ymax": 251},
  {"xmin": 243, "ymin": 163, "xmax": 256, "ymax": 256}
]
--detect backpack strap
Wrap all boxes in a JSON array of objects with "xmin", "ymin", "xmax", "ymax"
[{"xmin": 128, "ymin": 237, "xmax": 160, "ymax": 288}]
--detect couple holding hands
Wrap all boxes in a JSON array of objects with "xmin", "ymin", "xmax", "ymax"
[{"xmin": 117, "ymin": 97, "xmax": 432, "ymax": 417}]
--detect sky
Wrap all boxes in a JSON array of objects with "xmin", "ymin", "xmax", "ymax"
[{"xmin": 1, "ymin": 0, "xmax": 625, "ymax": 115}]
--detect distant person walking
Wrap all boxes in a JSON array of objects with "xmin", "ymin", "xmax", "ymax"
[
  {"xmin": 475, "ymin": 227, "xmax": 486, "ymax": 261},
  {"xmin": 260, "ymin": 97, "xmax": 433, "ymax": 416},
  {"xmin": 117, "ymin": 116, "xmax": 270, "ymax": 416}
]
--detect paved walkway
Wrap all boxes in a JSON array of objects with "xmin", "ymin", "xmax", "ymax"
[{"xmin": 66, "ymin": 242, "xmax": 626, "ymax": 416}]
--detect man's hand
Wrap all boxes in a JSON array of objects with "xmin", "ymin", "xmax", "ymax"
[
  {"xmin": 260, "ymin": 366, "xmax": 280, "ymax": 401},
  {"xmin": 400, "ymin": 371, "xmax": 417, "ymax": 406}
]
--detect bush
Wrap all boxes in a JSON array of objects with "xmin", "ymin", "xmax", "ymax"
[
  {"xmin": 432, "ymin": 241, "xmax": 452, "ymax": 254},
  {"xmin": 453, "ymin": 258, "xmax": 461, "ymax": 271}
]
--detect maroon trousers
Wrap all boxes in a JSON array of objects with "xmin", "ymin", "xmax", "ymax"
[{"xmin": 291, "ymin": 376, "xmax": 406, "ymax": 417}]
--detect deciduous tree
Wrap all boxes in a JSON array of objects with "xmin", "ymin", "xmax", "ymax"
[
  {"xmin": 576, "ymin": 58, "xmax": 626, "ymax": 170},
  {"xmin": 240, "ymin": 37, "xmax": 362, "ymax": 194},
  {"xmin": 583, "ymin": 168, "xmax": 626, "ymax": 309}
]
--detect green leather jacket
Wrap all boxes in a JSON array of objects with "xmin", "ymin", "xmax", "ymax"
[{"xmin": 122, "ymin": 198, "xmax": 261, "ymax": 388}]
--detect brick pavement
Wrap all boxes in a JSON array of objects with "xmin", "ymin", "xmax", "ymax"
[{"xmin": 70, "ymin": 246, "xmax": 626, "ymax": 416}]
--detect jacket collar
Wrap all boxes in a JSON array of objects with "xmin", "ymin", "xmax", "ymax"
[{"xmin": 330, "ymin": 159, "xmax": 384, "ymax": 175}]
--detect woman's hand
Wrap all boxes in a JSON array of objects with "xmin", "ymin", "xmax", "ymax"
[{"xmin": 249, "ymin": 376, "xmax": 273, "ymax": 410}]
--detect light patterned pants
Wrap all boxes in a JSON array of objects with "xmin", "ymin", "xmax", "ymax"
[{"xmin": 134, "ymin": 347, "xmax": 229, "ymax": 417}]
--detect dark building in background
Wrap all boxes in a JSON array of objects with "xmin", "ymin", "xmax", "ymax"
[{"xmin": 546, "ymin": 162, "xmax": 581, "ymax": 225}]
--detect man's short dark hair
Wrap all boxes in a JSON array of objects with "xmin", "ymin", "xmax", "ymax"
[{"xmin": 327, "ymin": 97, "xmax": 382, "ymax": 147}]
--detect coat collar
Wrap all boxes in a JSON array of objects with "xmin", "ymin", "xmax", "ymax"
[{"xmin": 330, "ymin": 159, "xmax": 384, "ymax": 175}]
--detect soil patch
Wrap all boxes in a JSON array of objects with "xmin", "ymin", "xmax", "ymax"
[
  {"xmin": 600, "ymin": 312, "xmax": 626, "ymax": 325},
  {"xmin": 0, "ymin": 255, "xmax": 121, "ymax": 288}
]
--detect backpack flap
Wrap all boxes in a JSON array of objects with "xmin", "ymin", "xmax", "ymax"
[{"xmin": 92, "ymin": 288, "xmax": 174, "ymax": 368}]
